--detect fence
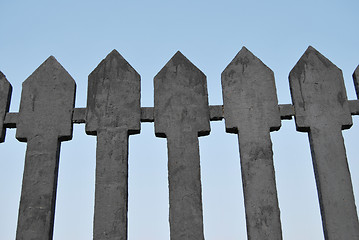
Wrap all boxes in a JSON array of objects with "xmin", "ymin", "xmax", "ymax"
[{"xmin": 1, "ymin": 46, "xmax": 359, "ymax": 240}]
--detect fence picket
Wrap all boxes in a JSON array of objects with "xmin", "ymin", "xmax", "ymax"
[
  {"xmin": 0, "ymin": 72, "xmax": 12, "ymax": 142},
  {"xmin": 222, "ymin": 47, "xmax": 283, "ymax": 239},
  {"xmin": 1, "ymin": 48, "xmax": 358, "ymax": 239},
  {"xmin": 86, "ymin": 50, "xmax": 141, "ymax": 240},
  {"xmin": 289, "ymin": 46, "xmax": 359, "ymax": 239},
  {"xmin": 15, "ymin": 56, "xmax": 76, "ymax": 239},
  {"xmin": 154, "ymin": 51, "xmax": 210, "ymax": 240}
]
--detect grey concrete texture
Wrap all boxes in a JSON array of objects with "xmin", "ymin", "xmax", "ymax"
[
  {"xmin": 222, "ymin": 47, "xmax": 281, "ymax": 133},
  {"xmin": 16, "ymin": 56, "xmax": 76, "ymax": 142},
  {"xmin": 86, "ymin": 50, "xmax": 141, "ymax": 240},
  {"xmin": 166, "ymin": 132, "xmax": 204, "ymax": 240},
  {"xmin": 154, "ymin": 51, "xmax": 210, "ymax": 137},
  {"xmin": 289, "ymin": 46, "xmax": 352, "ymax": 132},
  {"xmin": 15, "ymin": 56, "xmax": 76, "ymax": 240},
  {"xmin": 86, "ymin": 50, "xmax": 141, "ymax": 135},
  {"xmin": 94, "ymin": 128, "xmax": 129, "ymax": 240},
  {"xmin": 6, "ymin": 48, "xmax": 358, "ymax": 240},
  {"xmin": 154, "ymin": 51, "xmax": 209, "ymax": 240},
  {"xmin": 353, "ymin": 65, "xmax": 359, "ymax": 99},
  {"xmin": 16, "ymin": 137, "xmax": 60, "ymax": 240},
  {"xmin": 0, "ymin": 71, "xmax": 12, "ymax": 142},
  {"xmin": 222, "ymin": 47, "xmax": 282, "ymax": 239},
  {"xmin": 289, "ymin": 46, "xmax": 359, "ymax": 239}
]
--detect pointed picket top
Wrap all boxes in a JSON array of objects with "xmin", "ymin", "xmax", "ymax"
[
  {"xmin": 289, "ymin": 46, "xmax": 351, "ymax": 131},
  {"xmin": 86, "ymin": 50, "xmax": 141, "ymax": 135},
  {"xmin": 222, "ymin": 47, "xmax": 281, "ymax": 133},
  {"xmin": 353, "ymin": 65, "xmax": 359, "ymax": 99},
  {"xmin": 154, "ymin": 51, "xmax": 210, "ymax": 137},
  {"xmin": 91, "ymin": 49, "xmax": 139, "ymax": 78},
  {"xmin": 16, "ymin": 56, "xmax": 76, "ymax": 141},
  {"xmin": 0, "ymin": 71, "xmax": 12, "ymax": 142},
  {"xmin": 156, "ymin": 51, "xmax": 206, "ymax": 79}
]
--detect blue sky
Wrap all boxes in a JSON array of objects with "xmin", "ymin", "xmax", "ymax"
[{"xmin": 0, "ymin": 0, "xmax": 359, "ymax": 239}]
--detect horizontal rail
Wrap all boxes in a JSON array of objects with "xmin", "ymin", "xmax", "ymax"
[{"xmin": 4, "ymin": 100, "xmax": 359, "ymax": 128}]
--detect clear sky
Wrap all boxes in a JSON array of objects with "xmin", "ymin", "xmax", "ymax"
[{"xmin": 0, "ymin": 0, "xmax": 358, "ymax": 239}]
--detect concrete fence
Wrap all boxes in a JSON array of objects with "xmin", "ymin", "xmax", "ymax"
[{"xmin": 1, "ymin": 46, "xmax": 359, "ymax": 240}]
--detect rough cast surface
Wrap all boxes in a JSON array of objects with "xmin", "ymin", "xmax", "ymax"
[
  {"xmin": 15, "ymin": 56, "xmax": 76, "ymax": 240},
  {"xmin": 154, "ymin": 51, "xmax": 210, "ymax": 240},
  {"xmin": 222, "ymin": 47, "xmax": 283, "ymax": 240},
  {"xmin": 86, "ymin": 50, "xmax": 141, "ymax": 240},
  {"xmin": 5, "ymin": 47, "xmax": 358, "ymax": 240},
  {"xmin": 289, "ymin": 46, "xmax": 359, "ymax": 239},
  {"xmin": 0, "ymin": 71, "xmax": 12, "ymax": 142}
]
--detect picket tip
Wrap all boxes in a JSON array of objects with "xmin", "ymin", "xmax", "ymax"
[
  {"xmin": 230, "ymin": 46, "xmax": 263, "ymax": 66},
  {"xmin": 90, "ymin": 49, "xmax": 139, "ymax": 77},
  {"xmin": 170, "ymin": 50, "xmax": 198, "ymax": 67},
  {"xmin": 306, "ymin": 45, "xmax": 316, "ymax": 52},
  {"xmin": 22, "ymin": 55, "xmax": 75, "ymax": 87},
  {"xmin": 171, "ymin": 50, "xmax": 190, "ymax": 65},
  {"xmin": 155, "ymin": 50, "xmax": 204, "ymax": 79},
  {"xmin": 303, "ymin": 46, "xmax": 332, "ymax": 63},
  {"xmin": 44, "ymin": 55, "xmax": 59, "ymax": 65},
  {"xmin": 109, "ymin": 49, "xmax": 120, "ymax": 55},
  {"xmin": 223, "ymin": 46, "xmax": 272, "ymax": 76},
  {"xmin": 290, "ymin": 46, "xmax": 339, "ymax": 79},
  {"xmin": 240, "ymin": 46, "xmax": 249, "ymax": 52},
  {"xmin": 48, "ymin": 55, "xmax": 57, "ymax": 60},
  {"xmin": 174, "ymin": 50, "xmax": 184, "ymax": 56},
  {"xmin": 41, "ymin": 55, "xmax": 63, "ymax": 69},
  {"xmin": 239, "ymin": 46, "xmax": 254, "ymax": 58},
  {"xmin": 106, "ymin": 49, "xmax": 126, "ymax": 61}
]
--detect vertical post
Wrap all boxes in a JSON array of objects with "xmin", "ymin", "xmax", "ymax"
[
  {"xmin": 0, "ymin": 71, "xmax": 12, "ymax": 142},
  {"xmin": 15, "ymin": 56, "xmax": 76, "ymax": 240},
  {"xmin": 86, "ymin": 50, "xmax": 141, "ymax": 240},
  {"xmin": 222, "ymin": 47, "xmax": 283, "ymax": 239},
  {"xmin": 154, "ymin": 52, "xmax": 210, "ymax": 240},
  {"xmin": 289, "ymin": 46, "xmax": 359, "ymax": 239}
]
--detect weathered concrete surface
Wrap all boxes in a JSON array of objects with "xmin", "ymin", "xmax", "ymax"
[
  {"xmin": 289, "ymin": 46, "xmax": 359, "ymax": 239},
  {"xmin": 94, "ymin": 128, "xmax": 129, "ymax": 240},
  {"xmin": 16, "ymin": 56, "xmax": 76, "ymax": 240},
  {"xmin": 222, "ymin": 47, "xmax": 282, "ymax": 240},
  {"xmin": 289, "ymin": 46, "xmax": 352, "ymax": 131},
  {"xmin": 154, "ymin": 51, "xmax": 210, "ymax": 137},
  {"xmin": 154, "ymin": 51, "xmax": 210, "ymax": 240},
  {"xmin": 86, "ymin": 50, "xmax": 140, "ymax": 135},
  {"xmin": 86, "ymin": 50, "xmax": 140, "ymax": 240},
  {"xmin": 354, "ymin": 65, "xmax": 359, "ymax": 99},
  {"xmin": 0, "ymin": 71, "xmax": 12, "ymax": 142}
]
